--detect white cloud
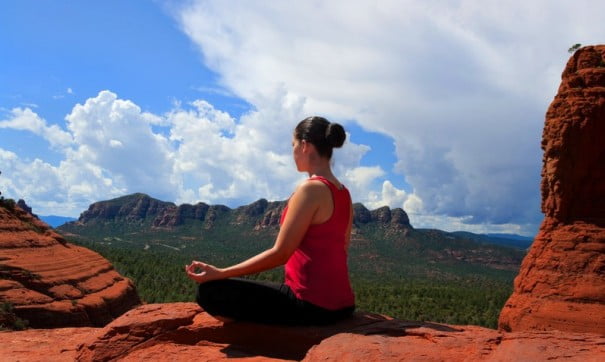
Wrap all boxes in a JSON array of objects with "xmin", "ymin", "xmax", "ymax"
[
  {"xmin": 365, "ymin": 180, "xmax": 410, "ymax": 210},
  {"xmin": 0, "ymin": 90, "xmax": 379, "ymax": 218},
  {"xmin": 168, "ymin": 88, "xmax": 309, "ymax": 205},
  {"xmin": 173, "ymin": 0, "xmax": 605, "ymax": 234},
  {"xmin": 342, "ymin": 166, "xmax": 385, "ymax": 199},
  {"xmin": 1, "ymin": 91, "xmax": 176, "ymax": 215},
  {"xmin": 0, "ymin": 85, "xmax": 540, "ymax": 236},
  {"xmin": 64, "ymin": 90, "xmax": 176, "ymax": 201},
  {"xmin": 109, "ymin": 139, "xmax": 123, "ymax": 148},
  {"xmin": 0, "ymin": 107, "xmax": 73, "ymax": 149},
  {"xmin": 403, "ymin": 194, "xmax": 424, "ymax": 216},
  {"xmin": 409, "ymin": 211, "xmax": 531, "ymax": 235},
  {"xmin": 0, "ymin": 152, "xmax": 69, "ymax": 214},
  {"xmin": 192, "ymin": 85, "xmax": 235, "ymax": 97}
]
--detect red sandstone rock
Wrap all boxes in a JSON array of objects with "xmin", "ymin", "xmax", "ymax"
[
  {"xmin": 499, "ymin": 45, "xmax": 605, "ymax": 334},
  {"xmin": 0, "ymin": 205, "xmax": 140, "ymax": 328},
  {"xmin": 2, "ymin": 303, "xmax": 603, "ymax": 361},
  {"xmin": 541, "ymin": 46, "xmax": 605, "ymax": 224},
  {"xmin": 75, "ymin": 302, "xmax": 202, "ymax": 361},
  {"xmin": 304, "ymin": 327, "xmax": 605, "ymax": 361},
  {"xmin": 0, "ymin": 327, "xmax": 99, "ymax": 362}
]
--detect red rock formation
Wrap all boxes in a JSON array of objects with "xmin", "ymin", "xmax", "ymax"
[
  {"xmin": 0, "ymin": 204, "xmax": 140, "ymax": 328},
  {"xmin": 499, "ymin": 45, "xmax": 605, "ymax": 334},
  {"xmin": 2, "ymin": 303, "xmax": 603, "ymax": 361}
]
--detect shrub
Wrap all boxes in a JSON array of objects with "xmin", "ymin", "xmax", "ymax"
[
  {"xmin": 0, "ymin": 302, "xmax": 29, "ymax": 331},
  {"xmin": 568, "ymin": 43, "xmax": 582, "ymax": 54}
]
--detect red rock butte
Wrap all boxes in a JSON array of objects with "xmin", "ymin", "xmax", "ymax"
[
  {"xmin": 499, "ymin": 45, "xmax": 605, "ymax": 334},
  {"xmin": 0, "ymin": 204, "xmax": 140, "ymax": 328}
]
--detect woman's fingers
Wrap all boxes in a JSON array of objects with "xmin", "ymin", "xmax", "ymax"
[
  {"xmin": 185, "ymin": 266, "xmax": 208, "ymax": 283},
  {"xmin": 184, "ymin": 260, "xmax": 222, "ymax": 284},
  {"xmin": 185, "ymin": 260, "xmax": 207, "ymax": 271},
  {"xmin": 192, "ymin": 261, "xmax": 207, "ymax": 268}
]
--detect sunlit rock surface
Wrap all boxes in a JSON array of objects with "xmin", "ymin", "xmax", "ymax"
[
  {"xmin": 2, "ymin": 303, "xmax": 603, "ymax": 361},
  {"xmin": 0, "ymin": 204, "xmax": 140, "ymax": 328},
  {"xmin": 499, "ymin": 45, "xmax": 605, "ymax": 334}
]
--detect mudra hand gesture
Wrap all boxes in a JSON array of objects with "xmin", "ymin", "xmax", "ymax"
[{"xmin": 185, "ymin": 260, "xmax": 223, "ymax": 284}]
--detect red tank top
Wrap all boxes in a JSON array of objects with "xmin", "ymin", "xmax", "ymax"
[{"xmin": 280, "ymin": 176, "xmax": 355, "ymax": 310}]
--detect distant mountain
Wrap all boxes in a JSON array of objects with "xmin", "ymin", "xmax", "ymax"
[
  {"xmin": 39, "ymin": 215, "xmax": 77, "ymax": 228},
  {"xmin": 9, "ymin": 199, "xmax": 76, "ymax": 228},
  {"xmin": 451, "ymin": 231, "xmax": 533, "ymax": 250},
  {"xmin": 59, "ymin": 193, "xmax": 414, "ymax": 234},
  {"xmin": 57, "ymin": 193, "xmax": 526, "ymax": 277},
  {"xmin": 485, "ymin": 233, "xmax": 534, "ymax": 241}
]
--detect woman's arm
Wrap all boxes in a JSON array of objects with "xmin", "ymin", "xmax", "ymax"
[
  {"xmin": 186, "ymin": 181, "xmax": 324, "ymax": 283},
  {"xmin": 344, "ymin": 201, "xmax": 353, "ymax": 253}
]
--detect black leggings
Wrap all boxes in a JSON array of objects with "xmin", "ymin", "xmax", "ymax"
[{"xmin": 196, "ymin": 278, "xmax": 355, "ymax": 326}]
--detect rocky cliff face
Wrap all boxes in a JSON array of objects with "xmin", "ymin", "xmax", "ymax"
[
  {"xmin": 79, "ymin": 193, "xmax": 174, "ymax": 224},
  {"xmin": 248, "ymin": 200, "xmax": 287, "ymax": 230},
  {"xmin": 499, "ymin": 45, "xmax": 605, "ymax": 334},
  {"xmin": 0, "ymin": 203, "xmax": 140, "ymax": 328},
  {"xmin": 152, "ymin": 202, "xmax": 211, "ymax": 228},
  {"xmin": 354, "ymin": 204, "xmax": 412, "ymax": 229},
  {"xmin": 63, "ymin": 193, "xmax": 411, "ymax": 233}
]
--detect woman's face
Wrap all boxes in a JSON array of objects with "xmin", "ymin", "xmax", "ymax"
[{"xmin": 292, "ymin": 136, "xmax": 306, "ymax": 172}]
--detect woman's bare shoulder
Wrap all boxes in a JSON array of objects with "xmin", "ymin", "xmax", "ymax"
[
  {"xmin": 303, "ymin": 178, "xmax": 331, "ymax": 191},
  {"xmin": 292, "ymin": 179, "xmax": 330, "ymax": 198}
]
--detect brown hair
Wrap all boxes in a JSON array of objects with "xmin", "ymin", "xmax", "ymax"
[{"xmin": 294, "ymin": 116, "xmax": 346, "ymax": 159}]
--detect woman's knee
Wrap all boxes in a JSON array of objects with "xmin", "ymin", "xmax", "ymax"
[{"xmin": 195, "ymin": 280, "xmax": 223, "ymax": 309}]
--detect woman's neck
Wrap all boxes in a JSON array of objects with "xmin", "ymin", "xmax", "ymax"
[{"xmin": 306, "ymin": 161, "xmax": 334, "ymax": 180}]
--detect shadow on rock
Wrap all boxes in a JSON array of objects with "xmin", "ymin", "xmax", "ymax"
[{"xmin": 74, "ymin": 303, "xmax": 464, "ymax": 361}]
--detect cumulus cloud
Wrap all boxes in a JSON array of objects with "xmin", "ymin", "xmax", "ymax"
[
  {"xmin": 0, "ymin": 90, "xmax": 380, "ymax": 218},
  {"xmin": 172, "ymin": 0, "xmax": 605, "ymax": 234},
  {"xmin": 1, "ymin": 91, "xmax": 176, "ymax": 215},
  {"xmin": 65, "ymin": 90, "xmax": 176, "ymax": 201},
  {"xmin": 0, "ymin": 150, "xmax": 71, "ymax": 215},
  {"xmin": 366, "ymin": 181, "xmax": 409, "ymax": 210},
  {"xmin": 0, "ymin": 107, "xmax": 73, "ymax": 148},
  {"xmin": 342, "ymin": 166, "xmax": 385, "ymax": 197}
]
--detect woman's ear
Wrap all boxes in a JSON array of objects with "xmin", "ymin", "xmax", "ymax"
[{"xmin": 301, "ymin": 139, "xmax": 309, "ymax": 152}]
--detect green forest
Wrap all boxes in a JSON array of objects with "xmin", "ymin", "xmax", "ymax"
[{"xmin": 73, "ymin": 238, "xmax": 516, "ymax": 329}]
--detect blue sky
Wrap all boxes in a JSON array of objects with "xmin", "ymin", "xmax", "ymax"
[{"xmin": 1, "ymin": 1, "xmax": 604, "ymax": 236}]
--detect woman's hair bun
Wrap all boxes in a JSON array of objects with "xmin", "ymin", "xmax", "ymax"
[
  {"xmin": 294, "ymin": 116, "xmax": 346, "ymax": 159},
  {"xmin": 325, "ymin": 122, "xmax": 346, "ymax": 148}
]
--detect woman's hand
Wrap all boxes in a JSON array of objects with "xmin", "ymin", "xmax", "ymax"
[{"xmin": 185, "ymin": 260, "xmax": 225, "ymax": 284}]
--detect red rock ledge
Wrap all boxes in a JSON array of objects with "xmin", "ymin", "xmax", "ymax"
[
  {"xmin": 1, "ymin": 303, "xmax": 603, "ymax": 361},
  {"xmin": 0, "ymin": 205, "xmax": 140, "ymax": 328}
]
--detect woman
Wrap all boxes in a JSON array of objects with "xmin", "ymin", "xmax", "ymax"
[{"xmin": 185, "ymin": 116, "xmax": 355, "ymax": 325}]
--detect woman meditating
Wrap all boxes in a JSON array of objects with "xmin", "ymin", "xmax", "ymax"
[{"xmin": 185, "ymin": 116, "xmax": 355, "ymax": 325}]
